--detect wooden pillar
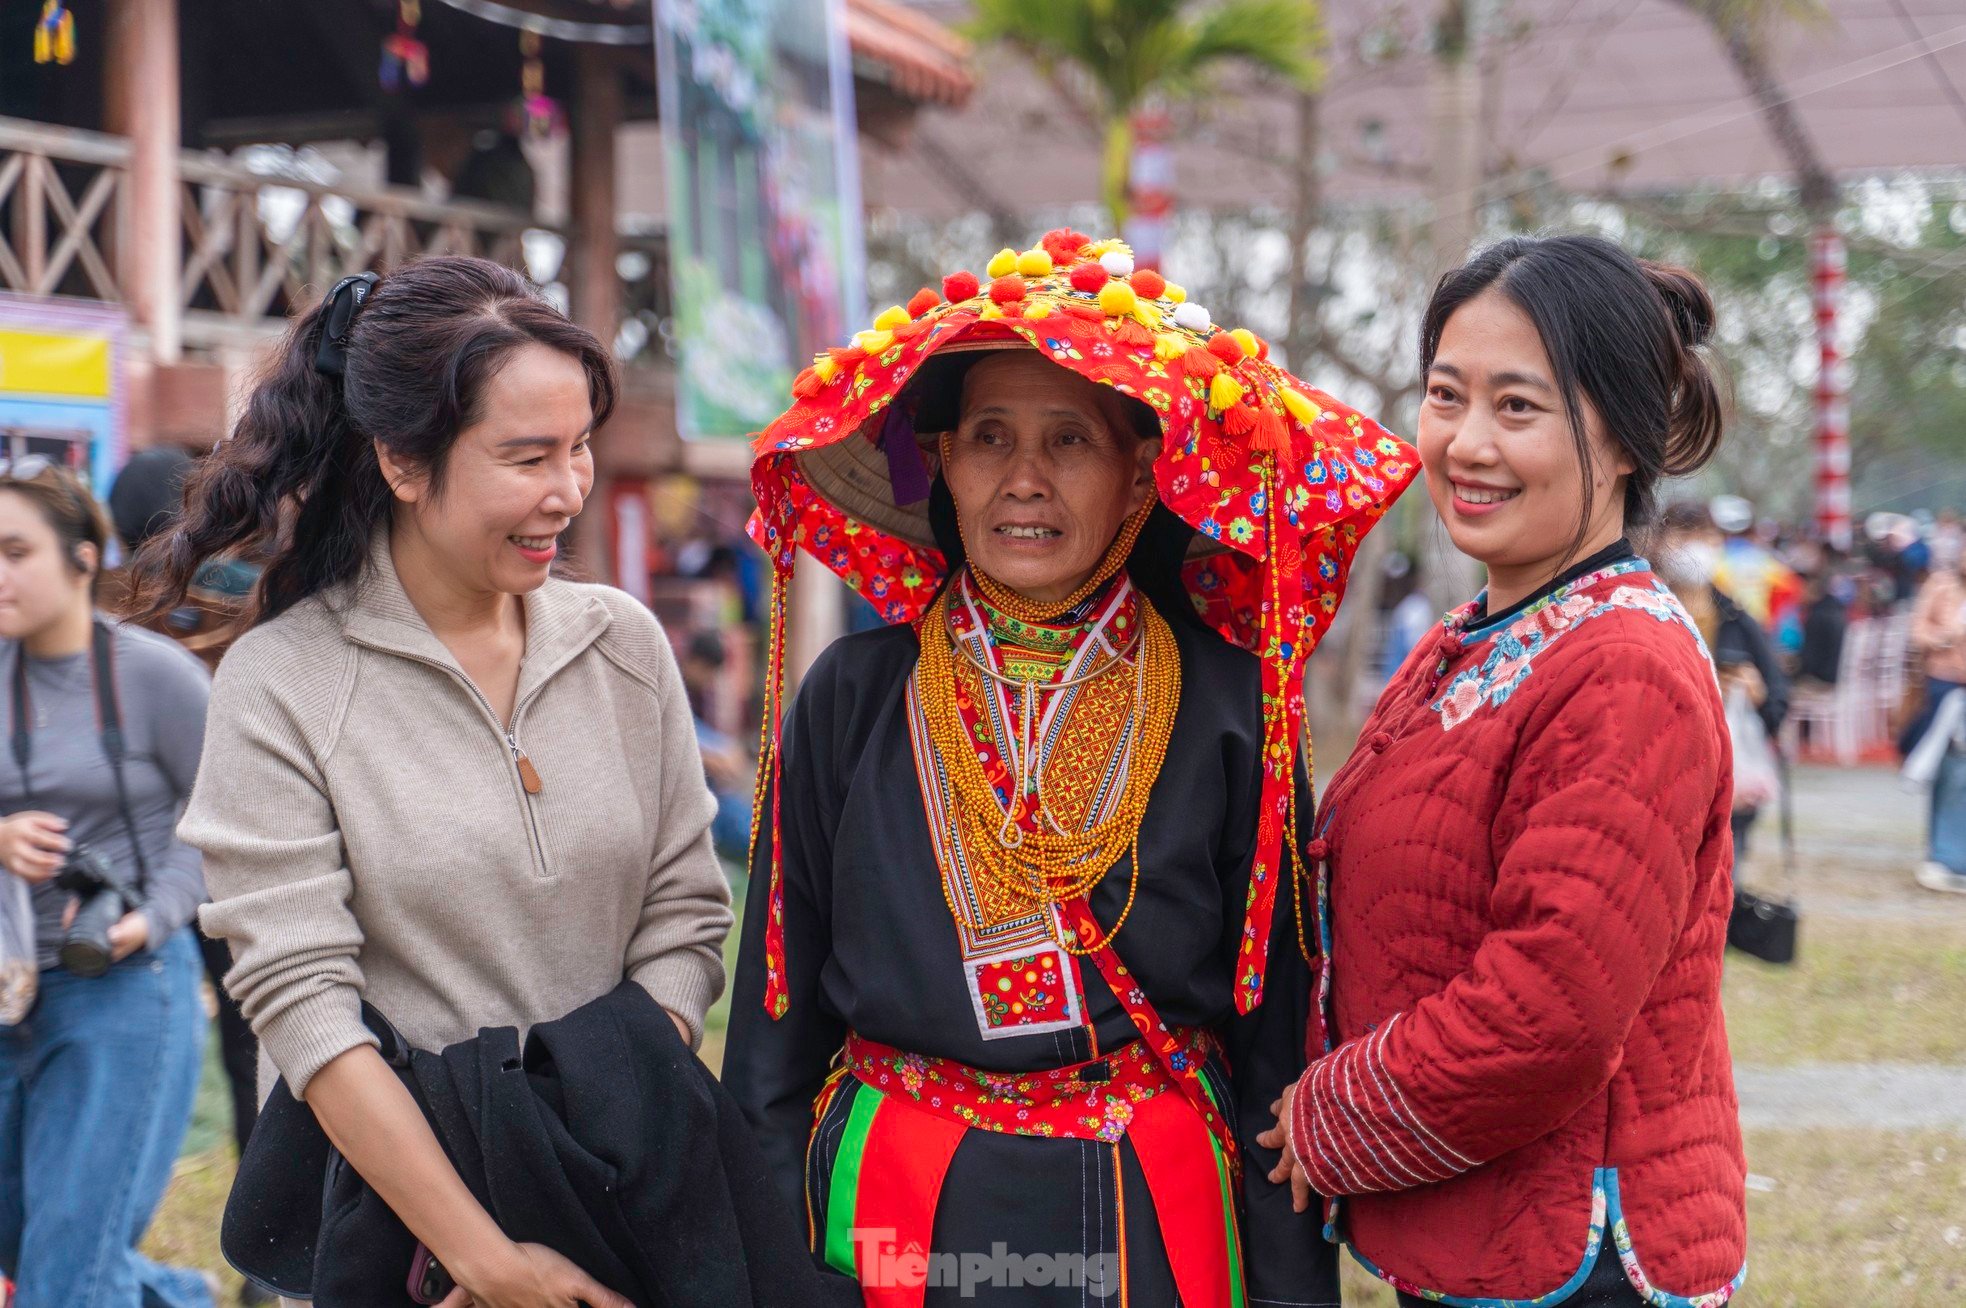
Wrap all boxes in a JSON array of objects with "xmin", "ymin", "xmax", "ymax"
[
  {"xmin": 569, "ymin": 45, "xmax": 622, "ymax": 347},
  {"xmin": 569, "ymin": 44, "xmax": 623, "ymax": 584},
  {"xmin": 104, "ymin": 0, "xmax": 182, "ymax": 365}
]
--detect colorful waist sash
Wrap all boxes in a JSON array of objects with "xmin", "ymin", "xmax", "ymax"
[{"xmin": 810, "ymin": 1030, "xmax": 1247, "ymax": 1308}]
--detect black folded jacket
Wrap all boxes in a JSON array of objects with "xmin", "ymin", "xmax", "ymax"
[{"xmin": 221, "ymin": 981, "xmax": 858, "ymax": 1307}]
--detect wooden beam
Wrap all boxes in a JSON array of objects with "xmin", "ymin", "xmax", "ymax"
[{"xmin": 104, "ymin": 0, "xmax": 182, "ymax": 363}]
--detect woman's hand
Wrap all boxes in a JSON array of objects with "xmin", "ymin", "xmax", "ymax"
[
  {"xmin": 0, "ymin": 811, "xmax": 70, "ymax": 882},
  {"xmin": 436, "ymin": 1241, "xmax": 633, "ymax": 1308},
  {"xmin": 1255, "ymin": 1081, "xmax": 1315, "ymax": 1214}
]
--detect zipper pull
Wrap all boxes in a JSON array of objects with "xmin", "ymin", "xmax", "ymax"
[{"xmin": 507, "ymin": 732, "xmax": 542, "ymax": 795}]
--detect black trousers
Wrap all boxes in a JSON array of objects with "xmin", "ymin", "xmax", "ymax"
[
  {"xmin": 1396, "ymin": 1252, "xmax": 1648, "ymax": 1307},
  {"xmin": 197, "ymin": 929, "xmax": 260, "ymax": 1154}
]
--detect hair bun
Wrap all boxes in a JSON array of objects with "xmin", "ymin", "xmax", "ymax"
[{"xmin": 1639, "ymin": 259, "xmax": 1715, "ymax": 350}]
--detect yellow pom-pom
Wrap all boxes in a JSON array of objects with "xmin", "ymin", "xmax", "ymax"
[
  {"xmin": 986, "ymin": 248, "xmax": 1019, "ymax": 279},
  {"xmin": 1016, "ymin": 248, "xmax": 1054, "ymax": 277},
  {"xmin": 1209, "ymin": 372, "xmax": 1246, "ymax": 413},
  {"xmin": 1281, "ymin": 388, "xmax": 1322, "ymax": 426},
  {"xmin": 873, "ymin": 305, "xmax": 912, "ymax": 332},
  {"xmin": 978, "ymin": 304, "xmax": 1005, "ymax": 321},
  {"xmin": 852, "ymin": 329, "xmax": 895, "ymax": 355},
  {"xmin": 1165, "ymin": 283, "xmax": 1187, "ymax": 304},
  {"xmin": 1154, "ymin": 332, "xmax": 1189, "ymax": 362},
  {"xmin": 1230, "ymin": 328, "xmax": 1261, "ymax": 358},
  {"xmin": 1098, "ymin": 281, "xmax": 1139, "ymax": 318},
  {"xmin": 1024, "ymin": 301, "xmax": 1053, "ymax": 320}
]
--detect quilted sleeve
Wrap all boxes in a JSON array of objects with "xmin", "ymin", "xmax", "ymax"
[{"xmin": 1289, "ymin": 635, "xmax": 1724, "ymax": 1194}]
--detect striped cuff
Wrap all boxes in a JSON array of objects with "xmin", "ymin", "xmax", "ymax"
[{"xmin": 1290, "ymin": 1013, "xmax": 1477, "ymax": 1195}]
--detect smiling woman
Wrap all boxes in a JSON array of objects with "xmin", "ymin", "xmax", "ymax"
[
  {"xmin": 133, "ymin": 257, "xmax": 742, "ymax": 1308},
  {"xmin": 1260, "ymin": 236, "xmax": 1748, "ymax": 1308}
]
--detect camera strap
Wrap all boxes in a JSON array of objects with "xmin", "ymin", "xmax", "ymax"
[{"xmin": 9, "ymin": 620, "xmax": 151, "ymax": 897}]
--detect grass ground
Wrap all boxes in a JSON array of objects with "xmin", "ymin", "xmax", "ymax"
[{"xmin": 145, "ymin": 831, "xmax": 1966, "ymax": 1306}]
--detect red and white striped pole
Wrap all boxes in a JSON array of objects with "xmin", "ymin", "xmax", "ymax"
[
  {"xmin": 1124, "ymin": 108, "xmax": 1173, "ymax": 270},
  {"xmin": 1812, "ymin": 227, "xmax": 1851, "ymax": 551}
]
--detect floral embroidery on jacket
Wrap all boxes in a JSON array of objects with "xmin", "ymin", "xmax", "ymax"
[{"xmin": 1432, "ymin": 562, "xmax": 1705, "ymax": 731}]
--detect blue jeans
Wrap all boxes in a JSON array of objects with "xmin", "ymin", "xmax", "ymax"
[
  {"xmin": 0, "ymin": 928, "xmax": 212, "ymax": 1308},
  {"xmin": 1931, "ymin": 746, "xmax": 1966, "ymax": 874}
]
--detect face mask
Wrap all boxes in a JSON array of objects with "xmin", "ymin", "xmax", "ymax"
[{"xmin": 1661, "ymin": 540, "xmax": 1720, "ymax": 588}]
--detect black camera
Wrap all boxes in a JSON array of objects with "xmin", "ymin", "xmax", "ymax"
[{"xmin": 54, "ymin": 845, "xmax": 143, "ymax": 978}]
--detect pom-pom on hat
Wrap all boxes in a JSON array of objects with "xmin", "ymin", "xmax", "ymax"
[{"xmin": 748, "ymin": 230, "xmax": 1417, "ymax": 1021}]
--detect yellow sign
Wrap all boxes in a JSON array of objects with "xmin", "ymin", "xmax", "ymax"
[{"xmin": 0, "ymin": 329, "xmax": 113, "ymax": 400}]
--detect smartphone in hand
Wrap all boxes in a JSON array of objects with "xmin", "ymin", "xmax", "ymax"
[{"xmin": 409, "ymin": 1243, "xmax": 455, "ymax": 1305}]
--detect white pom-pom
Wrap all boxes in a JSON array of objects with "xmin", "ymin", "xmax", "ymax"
[
  {"xmin": 1172, "ymin": 302, "xmax": 1211, "ymax": 332},
  {"xmin": 1099, "ymin": 251, "xmax": 1135, "ymax": 278}
]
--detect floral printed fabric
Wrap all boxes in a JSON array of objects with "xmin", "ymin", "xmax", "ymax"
[
  {"xmin": 1432, "ymin": 562, "xmax": 1707, "ymax": 731},
  {"xmin": 841, "ymin": 1029, "xmax": 1207, "ymax": 1143}
]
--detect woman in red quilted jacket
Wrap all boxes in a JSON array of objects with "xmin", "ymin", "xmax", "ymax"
[{"xmin": 1258, "ymin": 235, "xmax": 1747, "ymax": 1307}]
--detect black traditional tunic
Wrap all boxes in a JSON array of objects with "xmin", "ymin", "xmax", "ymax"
[{"xmin": 726, "ymin": 596, "xmax": 1335, "ymax": 1308}]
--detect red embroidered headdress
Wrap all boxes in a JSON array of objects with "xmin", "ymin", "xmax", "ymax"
[{"xmin": 747, "ymin": 229, "xmax": 1417, "ymax": 1019}]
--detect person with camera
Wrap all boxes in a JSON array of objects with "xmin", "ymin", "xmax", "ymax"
[
  {"xmin": 141, "ymin": 257, "xmax": 733, "ymax": 1308},
  {"xmin": 0, "ymin": 459, "xmax": 216, "ymax": 1307}
]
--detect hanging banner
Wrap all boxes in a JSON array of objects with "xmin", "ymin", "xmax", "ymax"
[
  {"xmin": 0, "ymin": 295, "xmax": 126, "ymax": 491},
  {"xmin": 655, "ymin": 0, "xmax": 866, "ymax": 441}
]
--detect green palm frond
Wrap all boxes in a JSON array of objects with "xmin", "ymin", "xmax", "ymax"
[{"xmin": 971, "ymin": 0, "xmax": 1322, "ymax": 113}]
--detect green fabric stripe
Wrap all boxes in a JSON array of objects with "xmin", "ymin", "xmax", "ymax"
[
  {"xmin": 824, "ymin": 1083, "xmax": 884, "ymax": 1278},
  {"xmin": 817, "ymin": 1077, "xmax": 880, "ymax": 1274},
  {"xmin": 1198, "ymin": 1076, "xmax": 1247, "ymax": 1308}
]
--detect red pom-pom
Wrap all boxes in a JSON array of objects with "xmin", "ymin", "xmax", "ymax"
[
  {"xmin": 1070, "ymin": 263, "xmax": 1109, "ymax": 294},
  {"xmin": 1042, "ymin": 228, "xmax": 1090, "ymax": 264},
  {"xmin": 1207, "ymin": 333, "xmax": 1245, "ymax": 365},
  {"xmin": 943, "ymin": 270, "xmax": 980, "ymax": 302},
  {"xmin": 1131, "ymin": 269, "xmax": 1166, "ymax": 300},
  {"xmin": 989, "ymin": 274, "xmax": 1027, "ymax": 304},
  {"xmin": 1254, "ymin": 335, "xmax": 1271, "ymax": 360},
  {"xmin": 1183, "ymin": 344, "xmax": 1224, "ymax": 378},
  {"xmin": 907, "ymin": 287, "xmax": 942, "ymax": 318}
]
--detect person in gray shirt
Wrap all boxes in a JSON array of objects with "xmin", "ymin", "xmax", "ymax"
[{"xmin": 0, "ymin": 459, "xmax": 214, "ymax": 1308}]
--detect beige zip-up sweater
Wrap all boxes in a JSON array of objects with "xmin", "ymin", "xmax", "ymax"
[{"xmin": 180, "ymin": 538, "xmax": 733, "ymax": 1100}]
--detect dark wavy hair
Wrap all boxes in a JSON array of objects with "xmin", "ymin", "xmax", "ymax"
[
  {"xmin": 1420, "ymin": 234, "xmax": 1726, "ymax": 560},
  {"xmin": 133, "ymin": 256, "xmax": 617, "ymax": 628}
]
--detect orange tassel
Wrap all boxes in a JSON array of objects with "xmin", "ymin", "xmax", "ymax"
[
  {"xmin": 1063, "ymin": 302, "xmax": 1105, "ymax": 323},
  {"xmin": 791, "ymin": 366, "xmax": 825, "ymax": 399},
  {"xmin": 1223, "ymin": 402, "xmax": 1258, "ymax": 437},
  {"xmin": 1112, "ymin": 317, "xmax": 1154, "ymax": 348},
  {"xmin": 1183, "ymin": 345, "xmax": 1224, "ymax": 379},
  {"xmin": 1251, "ymin": 407, "xmax": 1290, "ymax": 453},
  {"xmin": 828, "ymin": 345, "xmax": 865, "ymax": 368},
  {"xmin": 893, "ymin": 317, "xmax": 931, "ymax": 343}
]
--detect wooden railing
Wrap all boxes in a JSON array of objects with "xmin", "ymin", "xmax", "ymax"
[
  {"xmin": 0, "ymin": 119, "xmax": 127, "ymax": 304},
  {"xmin": 0, "ymin": 117, "xmax": 668, "ymax": 356}
]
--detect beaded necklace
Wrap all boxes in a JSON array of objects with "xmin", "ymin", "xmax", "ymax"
[{"xmin": 916, "ymin": 559, "xmax": 1179, "ymax": 956}]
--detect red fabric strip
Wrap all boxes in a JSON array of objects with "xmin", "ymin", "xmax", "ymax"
[
  {"xmin": 1130, "ymin": 1087, "xmax": 1234, "ymax": 1308},
  {"xmin": 853, "ymin": 1093, "xmax": 968, "ymax": 1308}
]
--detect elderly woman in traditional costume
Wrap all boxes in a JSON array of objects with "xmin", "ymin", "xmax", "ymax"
[{"xmin": 726, "ymin": 230, "xmax": 1414, "ymax": 1308}]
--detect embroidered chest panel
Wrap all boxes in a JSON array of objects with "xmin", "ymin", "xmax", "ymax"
[{"xmin": 1430, "ymin": 562, "xmax": 1707, "ymax": 731}]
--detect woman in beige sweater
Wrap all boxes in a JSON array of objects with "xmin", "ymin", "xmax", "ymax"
[{"xmin": 138, "ymin": 258, "xmax": 733, "ymax": 1308}]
